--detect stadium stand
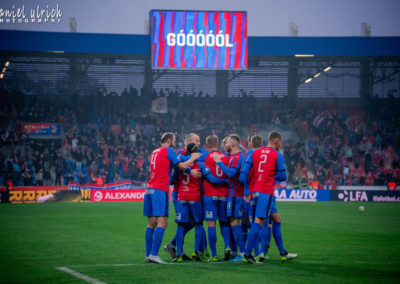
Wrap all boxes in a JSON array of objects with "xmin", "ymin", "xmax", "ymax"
[{"xmin": 0, "ymin": 87, "xmax": 399, "ymax": 189}]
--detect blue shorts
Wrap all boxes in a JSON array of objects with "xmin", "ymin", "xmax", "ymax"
[
  {"xmin": 252, "ymin": 192, "xmax": 273, "ymax": 220},
  {"xmin": 175, "ymin": 200, "xmax": 203, "ymax": 223},
  {"xmin": 143, "ymin": 188, "xmax": 169, "ymax": 217},
  {"xmin": 270, "ymin": 195, "xmax": 279, "ymax": 214},
  {"xmin": 248, "ymin": 198, "xmax": 256, "ymax": 224},
  {"xmin": 227, "ymin": 196, "xmax": 245, "ymax": 218},
  {"xmin": 203, "ymin": 196, "xmax": 228, "ymax": 222},
  {"xmin": 172, "ymin": 190, "xmax": 179, "ymax": 213},
  {"xmin": 242, "ymin": 200, "xmax": 249, "ymax": 218}
]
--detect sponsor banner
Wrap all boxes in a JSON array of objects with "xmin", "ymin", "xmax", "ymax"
[
  {"xmin": 91, "ymin": 189, "xmax": 146, "ymax": 202},
  {"xmin": 8, "ymin": 186, "xmax": 90, "ymax": 203},
  {"xmin": 274, "ymin": 189, "xmax": 330, "ymax": 202},
  {"xmin": 21, "ymin": 123, "xmax": 62, "ymax": 138},
  {"xmin": 68, "ymin": 181, "xmax": 133, "ymax": 191},
  {"xmin": 331, "ymin": 190, "xmax": 400, "ymax": 202},
  {"xmin": 9, "ymin": 185, "xmax": 68, "ymax": 191},
  {"xmin": 9, "ymin": 189, "xmax": 90, "ymax": 203}
]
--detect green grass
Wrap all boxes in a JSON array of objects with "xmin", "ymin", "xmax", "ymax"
[{"xmin": 1, "ymin": 202, "xmax": 400, "ymax": 283}]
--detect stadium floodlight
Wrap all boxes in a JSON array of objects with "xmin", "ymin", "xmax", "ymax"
[
  {"xmin": 305, "ymin": 78, "xmax": 312, "ymax": 83},
  {"xmin": 0, "ymin": 73, "xmax": 3, "ymax": 79},
  {"xmin": 323, "ymin": 66, "xmax": 332, "ymax": 72},
  {"xmin": 295, "ymin": 54, "xmax": 314, "ymax": 57},
  {"xmin": 2, "ymin": 68, "xmax": 5, "ymax": 73},
  {"xmin": 4, "ymin": 61, "xmax": 9, "ymax": 67},
  {"xmin": 313, "ymin": 72, "xmax": 321, "ymax": 78}
]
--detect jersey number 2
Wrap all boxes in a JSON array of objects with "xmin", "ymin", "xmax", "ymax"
[{"xmin": 258, "ymin": 154, "xmax": 267, "ymax": 173}]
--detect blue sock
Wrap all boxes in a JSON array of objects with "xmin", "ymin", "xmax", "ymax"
[
  {"xmin": 150, "ymin": 227, "xmax": 165, "ymax": 256},
  {"xmin": 194, "ymin": 225, "xmax": 203, "ymax": 253},
  {"xmin": 259, "ymin": 226, "xmax": 268, "ymax": 255},
  {"xmin": 170, "ymin": 223, "xmax": 193, "ymax": 247},
  {"xmin": 265, "ymin": 226, "xmax": 272, "ymax": 255},
  {"xmin": 253, "ymin": 235, "xmax": 260, "ymax": 256},
  {"xmin": 220, "ymin": 224, "xmax": 231, "ymax": 250},
  {"xmin": 170, "ymin": 233, "xmax": 177, "ymax": 247},
  {"xmin": 272, "ymin": 222, "xmax": 286, "ymax": 255},
  {"xmin": 230, "ymin": 227, "xmax": 237, "ymax": 253},
  {"xmin": 208, "ymin": 227, "xmax": 217, "ymax": 257},
  {"xmin": 245, "ymin": 222, "xmax": 262, "ymax": 256},
  {"xmin": 241, "ymin": 223, "xmax": 249, "ymax": 244},
  {"xmin": 176, "ymin": 225, "xmax": 185, "ymax": 256},
  {"xmin": 145, "ymin": 227, "xmax": 155, "ymax": 257},
  {"xmin": 232, "ymin": 225, "xmax": 245, "ymax": 253},
  {"xmin": 200, "ymin": 225, "xmax": 207, "ymax": 252}
]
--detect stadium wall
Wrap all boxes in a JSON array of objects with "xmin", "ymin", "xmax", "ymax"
[{"xmin": 1, "ymin": 30, "xmax": 400, "ymax": 56}]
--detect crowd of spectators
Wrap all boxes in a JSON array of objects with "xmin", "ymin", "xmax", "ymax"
[{"xmin": 0, "ymin": 88, "xmax": 399, "ymax": 189}]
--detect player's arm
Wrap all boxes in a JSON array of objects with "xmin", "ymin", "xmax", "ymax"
[
  {"xmin": 167, "ymin": 148, "xmax": 201, "ymax": 171},
  {"xmin": 198, "ymin": 148, "xmax": 209, "ymax": 162},
  {"xmin": 215, "ymin": 155, "xmax": 243, "ymax": 178},
  {"xmin": 239, "ymin": 150, "xmax": 252, "ymax": 184},
  {"xmin": 198, "ymin": 162, "xmax": 228, "ymax": 185},
  {"xmin": 179, "ymin": 149, "xmax": 208, "ymax": 163},
  {"xmin": 178, "ymin": 153, "xmax": 202, "ymax": 178},
  {"xmin": 275, "ymin": 152, "xmax": 287, "ymax": 182},
  {"xmin": 242, "ymin": 155, "xmax": 254, "ymax": 201}
]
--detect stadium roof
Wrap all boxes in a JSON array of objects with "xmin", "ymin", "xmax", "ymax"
[{"xmin": 1, "ymin": 30, "xmax": 400, "ymax": 57}]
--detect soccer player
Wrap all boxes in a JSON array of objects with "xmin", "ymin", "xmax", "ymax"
[
  {"xmin": 202, "ymin": 135, "xmax": 231, "ymax": 261},
  {"xmin": 164, "ymin": 133, "xmax": 208, "ymax": 260},
  {"xmin": 175, "ymin": 143, "xmax": 228, "ymax": 262},
  {"xmin": 241, "ymin": 131, "xmax": 287, "ymax": 264},
  {"xmin": 143, "ymin": 132, "xmax": 201, "ymax": 264},
  {"xmin": 260, "ymin": 199, "xmax": 298, "ymax": 261},
  {"xmin": 213, "ymin": 134, "xmax": 246, "ymax": 261},
  {"xmin": 242, "ymin": 134, "xmax": 297, "ymax": 262}
]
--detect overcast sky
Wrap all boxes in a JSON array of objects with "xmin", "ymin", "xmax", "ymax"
[{"xmin": 1, "ymin": 0, "xmax": 399, "ymax": 36}]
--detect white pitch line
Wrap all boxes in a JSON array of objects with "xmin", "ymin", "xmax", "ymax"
[
  {"xmin": 66, "ymin": 260, "xmax": 400, "ymax": 268},
  {"xmin": 56, "ymin": 266, "xmax": 106, "ymax": 284}
]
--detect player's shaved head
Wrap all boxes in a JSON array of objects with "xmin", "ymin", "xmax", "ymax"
[
  {"xmin": 206, "ymin": 135, "xmax": 219, "ymax": 148},
  {"xmin": 248, "ymin": 133, "xmax": 257, "ymax": 143},
  {"xmin": 185, "ymin": 133, "xmax": 200, "ymax": 146},
  {"xmin": 268, "ymin": 131, "xmax": 282, "ymax": 150},
  {"xmin": 268, "ymin": 131, "xmax": 282, "ymax": 142},
  {"xmin": 251, "ymin": 134, "xmax": 263, "ymax": 148},
  {"xmin": 161, "ymin": 132, "xmax": 175, "ymax": 144},
  {"xmin": 228, "ymin": 134, "xmax": 240, "ymax": 146}
]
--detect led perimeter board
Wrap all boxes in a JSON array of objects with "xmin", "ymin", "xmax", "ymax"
[{"xmin": 151, "ymin": 10, "xmax": 247, "ymax": 70}]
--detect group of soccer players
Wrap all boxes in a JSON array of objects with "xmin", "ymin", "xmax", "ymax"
[{"xmin": 143, "ymin": 131, "xmax": 297, "ymax": 264}]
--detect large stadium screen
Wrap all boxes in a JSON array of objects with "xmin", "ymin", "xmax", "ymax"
[{"xmin": 150, "ymin": 10, "xmax": 248, "ymax": 70}]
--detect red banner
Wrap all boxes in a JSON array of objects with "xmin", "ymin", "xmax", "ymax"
[{"xmin": 91, "ymin": 189, "xmax": 146, "ymax": 202}]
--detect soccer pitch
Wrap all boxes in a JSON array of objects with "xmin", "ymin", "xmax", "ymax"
[{"xmin": 1, "ymin": 202, "xmax": 400, "ymax": 283}]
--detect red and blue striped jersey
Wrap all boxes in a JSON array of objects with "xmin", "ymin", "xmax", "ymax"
[{"xmin": 227, "ymin": 152, "xmax": 244, "ymax": 197}]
